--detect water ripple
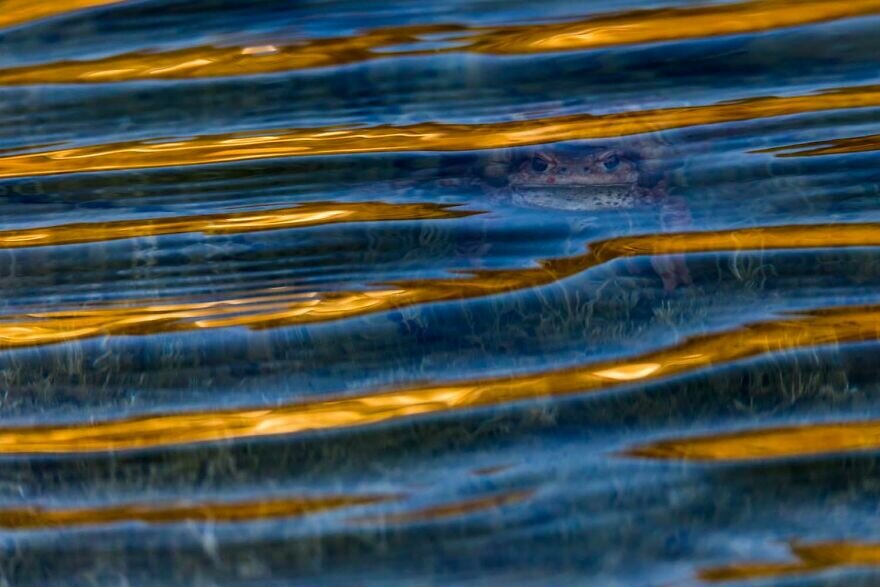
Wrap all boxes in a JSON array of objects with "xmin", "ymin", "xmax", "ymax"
[
  {"xmin": 3, "ymin": 301, "xmax": 880, "ymax": 454},
  {"xmin": 3, "ymin": 83, "xmax": 880, "ymax": 179},
  {"xmin": 0, "ymin": 0, "xmax": 126, "ymax": 30},
  {"xmin": 0, "ymin": 492, "xmax": 396, "ymax": 530},
  {"xmin": 4, "ymin": 0, "xmax": 880, "ymax": 583},
  {"xmin": 700, "ymin": 541, "xmax": 880, "ymax": 582},
  {"xmin": 0, "ymin": 201, "xmax": 475, "ymax": 248},
  {"xmin": 4, "ymin": 0, "xmax": 880, "ymax": 82}
]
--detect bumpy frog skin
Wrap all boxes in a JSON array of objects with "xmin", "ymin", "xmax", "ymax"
[{"xmin": 504, "ymin": 147, "xmax": 653, "ymax": 211}]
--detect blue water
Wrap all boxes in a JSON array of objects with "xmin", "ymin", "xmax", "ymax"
[{"xmin": 2, "ymin": 0, "xmax": 880, "ymax": 585}]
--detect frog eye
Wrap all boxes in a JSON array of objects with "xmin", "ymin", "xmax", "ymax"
[
  {"xmin": 603, "ymin": 154, "xmax": 621, "ymax": 170},
  {"xmin": 531, "ymin": 156, "xmax": 550, "ymax": 173}
]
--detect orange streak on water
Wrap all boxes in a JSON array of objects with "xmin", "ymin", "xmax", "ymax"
[
  {"xmin": 1, "ymin": 221, "xmax": 879, "ymax": 351},
  {"xmin": 3, "ymin": 0, "xmax": 880, "ymax": 81},
  {"xmin": 755, "ymin": 132, "xmax": 880, "ymax": 157},
  {"xmin": 3, "ymin": 83, "xmax": 880, "ymax": 179},
  {"xmin": 0, "ymin": 201, "xmax": 475, "ymax": 249},
  {"xmin": 353, "ymin": 490, "xmax": 533, "ymax": 524},
  {"xmin": 3, "ymin": 301, "xmax": 880, "ymax": 454},
  {"xmin": 467, "ymin": 0, "xmax": 880, "ymax": 55},
  {"xmin": 0, "ymin": 290, "xmax": 414, "ymax": 349},
  {"xmin": 0, "ymin": 0, "xmax": 127, "ymax": 29},
  {"xmin": 0, "ymin": 26, "xmax": 452, "ymax": 82},
  {"xmin": 0, "ymin": 493, "xmax": 396, "ymax": 529},
  {"xmin": 592, "ymin": 222, "xmax": 880, "ymax": 258},
  {"xmin": 627, "ymin": 419, "xmax": 880, "ymax": 462},
  {"xmin": 470, "ymin": 463, "xmax": 515, "ymax": 476},
  {"xmin": 699, "ymin": 541, "xmax": 880, "ymax": 582}
]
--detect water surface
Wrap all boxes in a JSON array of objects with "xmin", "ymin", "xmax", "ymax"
[{"xmin": 2, "ymin": 0, "xmax": 880, "ymax": 585}]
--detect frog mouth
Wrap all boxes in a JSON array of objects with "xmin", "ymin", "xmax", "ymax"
[{"xmin": 511, "ymin": 184, "xmax": 637, "ymax": 211}]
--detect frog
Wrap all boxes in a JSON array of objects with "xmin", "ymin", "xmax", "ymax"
[
  {"xmin": 502, "ymin": 146, "xmax": 652, "ymax": 211},
  {"xmin": 480, "ymin": 144, "xmax": 693, "ymax": 290}
]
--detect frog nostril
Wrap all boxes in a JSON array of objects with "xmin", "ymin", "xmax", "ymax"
[{"xmin": 559, "ymin": 166, "xmax": 568, "ymax": 173}]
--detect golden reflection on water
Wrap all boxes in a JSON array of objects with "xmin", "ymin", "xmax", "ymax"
[
  {"xmin": 468, "ymin": 0, "xmax": 880, "ymax": 55},
  {"xmin": 0, "ymin": 493, "xmax": 395, "ymax": 529},
  {"xmin": 0, "ymin": 201, "xmax": 474, "ymax": 249},
  {"xmin": 592, "ymin": 222, "xmax": 880, "ymax": 259},
  {"xmin": 5, "ymin": 301, "xmax": 880, "ymax": 453},
  {"xmin": 3, "ymin": 0, "xmax": 880, "ymax": 81},
  {"xmin": 756, "ymin": 132, "xmax": 880, "ymax": 157},
  {"xmin": 0, "ymin": 0, "xmax": 126, "ymax": 30},
  {"xmin": 627, "ymin": 419, "xmax": 880, "ymax": 462},
  {"xmin": 352, "ymin": 490, "xmax": 533, "ymax": 525},
  {"xmin": 700, "ymin": 541, "xmax": 880, "ymax": 582},
  {"xmin": 3, "ymin": 83, "xmax": 880, "ymax": 178},
  {"xmin": 2, "ymin": 221, "xmax": 880, "ymax": 351}
]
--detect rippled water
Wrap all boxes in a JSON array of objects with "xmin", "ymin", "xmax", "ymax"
[{"xmin": 2, "ymin": 0, "xmax": 880, "ymax": 585}]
